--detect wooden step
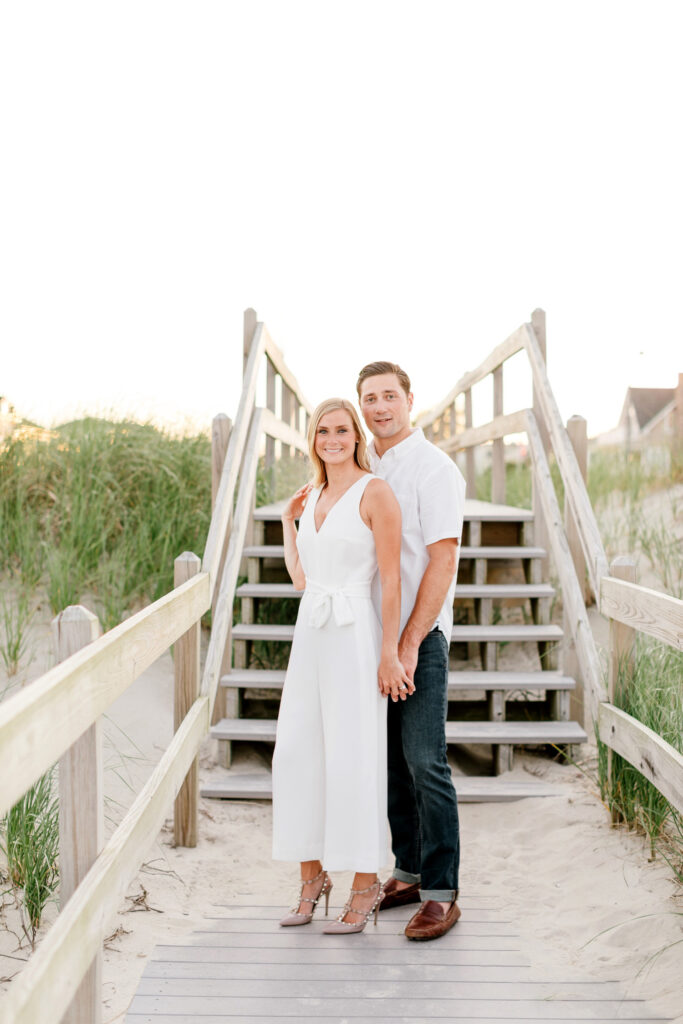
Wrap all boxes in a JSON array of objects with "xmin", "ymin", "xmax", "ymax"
[
  {"xmin": 200, "ymin": 771, "xmax": 568, "ymax": 802},
  {"xmin": 242, "ymin": 544, "xmax": 547, "ymax": 561},
  {"xmin": 231, "ymin": 623, "xmax": 563, "ymax": 643},
  {"xmin": 236, "ymin": 582, "xmax": 555, "ymax": 601},
  {"xmin": 220, "ymin": 669, "xmax": 576, "ymax": 693},
  {"xmin": 252, "ymin": 498, "xmax": 534, "ymax": 523},
  {"xmin": 210, "ymin": 718, "xmax": 587, "ymax": 745}
]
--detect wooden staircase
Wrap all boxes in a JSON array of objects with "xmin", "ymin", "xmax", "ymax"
[{"xmin": 200, "ymin": 497, "xmax": 587, "ymax": 803}]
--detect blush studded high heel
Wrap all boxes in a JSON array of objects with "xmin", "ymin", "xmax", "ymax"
[
  {"xmin": 322, "ymin": 879, "xmax": 384, "ymax": 934},
  {"xmin": 279, "ymin": 868, "xmax": 333, "ymax": 927}
]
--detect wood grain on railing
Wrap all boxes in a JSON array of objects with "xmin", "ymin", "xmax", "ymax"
[
  {"xmin": 525, "ymin": 410, "xmax": 605, "ymax": 723},
  {"xmin": 438, "ymin": 410, "xmax": 528, "ymax": 455},
  {"xmin": 0, "ymin": 696, "xmax": 209, "ymax": 1024},
  {"xmin": 202, "ymin": 322, "xmax": 266, "ymax": 594},
  {"xmin": 0, "ymin": 572, "xmax": 209, "ymax": 818},
  {"xmin": 601, "ymin": 576, "xmax": 683, "ymax": 651},
  {"xmin": 523, "ymin": 322, "xmax": 609, "ymax": 596},
  {"xmin": 261, "ymin": 407, "xmax": 309, "ymax": 453},
  {"xmin": 598, "ymin": 703, "xmax": 683, "ymax": 817}
]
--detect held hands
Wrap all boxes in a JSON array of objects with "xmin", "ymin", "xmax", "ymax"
[
  {"xmin": 282, "ymin": 483, "xmax": 314, "ymax": 522},
  {"xmin": 378, "ymin": 652, "xmax": 415, "ymax": 702}
]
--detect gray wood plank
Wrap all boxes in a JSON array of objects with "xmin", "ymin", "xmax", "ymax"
[
  {"xmin": 209, "ymin": 718, "xmax": 587, "ymax": 745},
  {"xmin": 140, "ymin": 962, "xmax": 625, "ymax": 994},
  {"xmin": 125, "ymin": 1017, "xmax": 666, "ymax": 1024},
  {"xmin": 200, "ymin": 772, "xmax": 571, "ymax": 802},
  {"xmin": 235, "ymin": 582, "xmax": 555, "ymax": 600},
  {"xmin": 205, "ymin": 906, "xmax": 510, "ymax": 922},
  {"xmin": 135, "ymin": 977, "xmax": 630, "ymax": 1000},
  {"xmin": 149, "ymin": 945, "xmax": 530, "ymax": 966},
  {"xmin": 231, "ymin": 622, "xmax": 563, "ymax": 643},
  {"xmin": 241, "ymin": 545, "xmax": 547, "ymax": 561},
  {"xmin": 126, "ymin": 994, "xmax": 662, "ymax": 1019},
  {"xmin": 181, "ymin": 932, "xmax": 522, "ymax": 950},
  {"xmin": 252, "ymin": 499, "xmax": 535, "ymax": 523},
  {"xmin": 219, "ymin": 669, "xmax": 576, "ymax": 692},
  {"xmin": 196, "ymin": 919, "xmax": 517, "ymax": 936}
]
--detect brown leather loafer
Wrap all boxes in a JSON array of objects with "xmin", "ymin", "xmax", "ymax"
[
  {"xmin": 404, "ymin": 899, "xmax": 461, "ymax": 940},
  {"xmin": 378, "ymin": 877, "xmax": 421, "ymax": 911}
]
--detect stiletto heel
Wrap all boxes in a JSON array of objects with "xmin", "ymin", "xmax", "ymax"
[
  {"xmin": 279, "ymin": 869, "xmax": 333, "ymax": 927},
  {"xmin": 322, "ymin": 880, "xmax": 384, "ymax": 935}
]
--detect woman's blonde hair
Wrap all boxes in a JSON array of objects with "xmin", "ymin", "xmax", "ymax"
[{"xmin": 307, "ymin": 398, "xmax": 370, "ymax": 487}]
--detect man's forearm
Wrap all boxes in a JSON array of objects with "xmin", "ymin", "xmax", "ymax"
[{"xmin": 401, "ymin": 555, "xmax": 455, "ymax": 649}]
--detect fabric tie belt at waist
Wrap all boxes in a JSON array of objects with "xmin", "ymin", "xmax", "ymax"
[{"xmin": 305, "ymin": 580, "xmax": 373, "ymax": 628}]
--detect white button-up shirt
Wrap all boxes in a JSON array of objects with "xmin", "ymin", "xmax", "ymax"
[{"xmin": 368, "ymin": 428, "xmax": 466, "ymax": 639}]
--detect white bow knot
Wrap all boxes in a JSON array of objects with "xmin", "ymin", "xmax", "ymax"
[{"xmin": 306, "ymin": 580, "xmax": 372, "ymax": 628}]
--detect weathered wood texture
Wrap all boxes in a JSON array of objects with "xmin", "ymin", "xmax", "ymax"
[
  {"xmin": 201, "ymin": 408, "xmax": 264, "ymax": 712},
  {"xmin": 598, "ymin": 703, "xmax": 683, "ymax": 817},
  {"xmin": 0, "ymin": 571, "xmax": 210, "ymax": 818},
  {"xmin": 173, "ymin": 553, "xmax": 201, "ymax": 848},
  {"xmin": 123, "ymin": 904, "xmax": 665, "ymax": 1022},
  {"xmin": 601, "ymin": 575, "xmax": 683, "ymax": 651},
  {"xmin": 523, "ymin": 321, "xmax": 608, "ymax": 594},
  {"xmin": 53, "ymin": 606, "xmax": 103, "ymax": 1024},
  {"xmin": 438, "ymin": 410, "xmax": 528, "ymax": 455},
  {"xmin": 0, "ymin": 697, "xmax": 209, "ymax": 1024},
  {"xmin": 525, "ymin": 411, "xmax": 605, "ymax": 724}
]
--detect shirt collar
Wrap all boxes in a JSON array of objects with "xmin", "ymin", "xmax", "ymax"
[{"xmin": 369, "ymin": 428, "xmax": 425, "ymax": 464}]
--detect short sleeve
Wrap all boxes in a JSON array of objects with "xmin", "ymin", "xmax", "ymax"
[{"xmin": 418, "ymin": 460, "xmax": 467, "ymax": 547}]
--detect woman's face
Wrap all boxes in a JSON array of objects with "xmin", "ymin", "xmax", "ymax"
[{"xmin": 314, "ymin": 408, "xmax": 358, "ymax": 468}]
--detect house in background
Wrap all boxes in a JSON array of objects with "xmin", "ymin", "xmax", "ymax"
[{"xmin": 594, "ymin": 374, "xmax": 683, "ymax": 450}]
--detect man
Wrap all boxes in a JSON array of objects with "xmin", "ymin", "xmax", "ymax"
[{"xmin": 357, "ymin": 360, "xmax": 466, "ymax": 941}]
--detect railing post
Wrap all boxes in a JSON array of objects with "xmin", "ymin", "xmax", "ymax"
[
  {"xmin": 53, "ymin": 605, "xmax": 103, "ymax": 1024},
  {"xmin": 464, "ymin": 388, "xmax": 476, "ymax": 498},
  {"xmin": 564, "ymin": 415, "xmax": 588, "ymax": 726},
  {"xmin": 265, "ymin": 359, "xmax": 277, "ymax": 472},
  {"xmin": 243, "ymin": 307, "xmax": 258, "ymax": 375},
  {"xmin": 174, "ymin": 552, "xmax": 201, "ymax": 847},
  {"xmin": 491, "ymin": 365, "xmax": 505, "ymax": 504},
  {"xmin": 607, "ymin": 556, "xmax": 637, "ymax": 822},
  {"xmin": 531, "ymin": 308, "xmax": 550, "ymax": 578},
  {"xmin": 211, "ymin": 414, "xmax": 232, "ymax": 728}
]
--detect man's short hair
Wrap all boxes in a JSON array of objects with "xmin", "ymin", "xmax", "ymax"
[{"xmin": 356, "ymin": 361, "xmax": 411, "ymax": 399}]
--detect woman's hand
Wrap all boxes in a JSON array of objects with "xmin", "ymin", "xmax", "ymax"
[
  {"xmin": 282, "ymin": 483, "xmax": 313, "ymax": 523},
  {"xmin": 378, "ymin": 652, "xmax": 415, "ymax": 702}
]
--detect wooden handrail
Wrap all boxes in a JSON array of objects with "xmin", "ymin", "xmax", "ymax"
[
  {"xmin": 0, "ymin": 696, "xmax": 209, "ymax": 1024},
  {"xmin": 414, "ymin": 325, "xmax": 526, "ymax": 429},
  {"xmin": 0, "ymin": 572, "xmax": 210, "ymax": 818},
  {"xmin": 522, "ymin": 323, "xmax": 609, "ymax": 597},
  {"xmin": 525, "ymin": 410, "xmax": 606, "ymax": 723},
  {"xmin": 600, "ymin": 576, "xmax": 683, "ymax": 651},
  {"xmin": 436, "ymin": 410, "xmax": 528, "ymax": 455},
  {"xmin": 263, "ymin": 324, "xmax": 313, "ymax": 417},
  {"xmin": 202, "ymin": 407, "xmax": 264, "ymax": 712}
]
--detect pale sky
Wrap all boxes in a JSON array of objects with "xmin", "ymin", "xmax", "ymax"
[{"xmin": 2, "ymin": 1, "xmax": 681, "ymax": 438}]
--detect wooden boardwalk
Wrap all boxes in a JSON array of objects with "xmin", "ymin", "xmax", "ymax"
[{"xmin": 124, "ymin": 900, "xmax": 668, "ymax": 1023}]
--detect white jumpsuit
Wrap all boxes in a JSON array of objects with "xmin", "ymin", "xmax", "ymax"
[{"xmin": 271, "ymin": 474, "xmax": 388, "ymax": 872}]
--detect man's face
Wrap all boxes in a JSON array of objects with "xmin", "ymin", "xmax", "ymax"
[{"xmin": 359, "ymin": 372, "xmax": 413, "ymax": 441}]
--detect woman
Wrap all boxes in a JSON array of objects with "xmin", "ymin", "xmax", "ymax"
[{"xmin": 272, "ymin": 397, "xmax": 409, "ymax": 933}]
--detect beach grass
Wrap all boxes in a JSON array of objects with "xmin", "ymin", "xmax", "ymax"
[
  {"xmin": 596, "ymin": 638, "xmax": 683, "ymax": 884},
  {"xmin": 0, "ymin": 418, "xmax": 212, "ymax": 630}
]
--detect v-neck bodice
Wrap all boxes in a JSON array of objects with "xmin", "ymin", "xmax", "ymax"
[
  {"xmin": 296, "ymin": 474, "xmax": 377, "ymax": 591},
  {"xmin": 313, "ymin": 475, "xmax": 370, "ymax": 534}
]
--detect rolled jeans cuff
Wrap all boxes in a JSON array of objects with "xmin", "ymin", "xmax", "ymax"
[
  {"xmin": 421, "ymin": 889, "xmax": 457, "ymax": 902},
  {"xmin": 393, "ymin": 868, "xmax": 420, "ymax": 884}
]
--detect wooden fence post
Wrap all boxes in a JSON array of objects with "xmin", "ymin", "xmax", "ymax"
[
  {"xmin": 531, "ymin": 308, "xmax": 550, "ymax": 578},
  {"xmin": 53, "ymin": 605, "xmax": 103, "ymax": 1024},
  {"xmin": 211, "ymin": 414, "xmax": 232, "ymax": 728},
  {"xmin": 464, "ymin": 388, "xmax": 476, "ymax": 498},
  {"xmin": 265, "ymin": 360, "xmax": 277, "ymax": 472},
  {"xmin": 607, "ymin": 556, "xmax": 637, "ymax": 822},
  {"xmin": 565, "ymin": 415, "xmax": 588, "ymax": 726},
  {"xmin": 243, "ymin": 307, "xmax": 258, "ymax": 375},
  {"xmin": 492, "ymin": 365, "xmax": 505, "ymax": 504},
  {"xmin": 174, "ymin": 552, "xmax": 201, "ymax": 847}
]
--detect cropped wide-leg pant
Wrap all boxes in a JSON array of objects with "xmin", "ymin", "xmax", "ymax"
[{"xmin": 271, "ymin": 594, "xmax": 388, "ymax": 873}]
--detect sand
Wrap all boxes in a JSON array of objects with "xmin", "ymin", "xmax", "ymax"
[{"xmin": 1, "ymin": 485, "xmax": 682, "ymax": 1022}]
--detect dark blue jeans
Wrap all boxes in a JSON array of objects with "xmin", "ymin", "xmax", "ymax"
[{"xmin": 387, "ymin": 627, "xmax": 460, "ymax": 900}]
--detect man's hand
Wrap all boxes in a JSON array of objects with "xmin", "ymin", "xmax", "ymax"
[
  {"xmin": 397, "ymin": 636, "xmax": 420, "ymax": 688},
  {"xmin": 378, "ymin": 653, "xmax": 415, "ymax": 702}
]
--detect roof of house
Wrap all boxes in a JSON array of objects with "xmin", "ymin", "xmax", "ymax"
[{"xmin": 626, "ymin": 387, "xmax": 675, "ymax": 429}]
